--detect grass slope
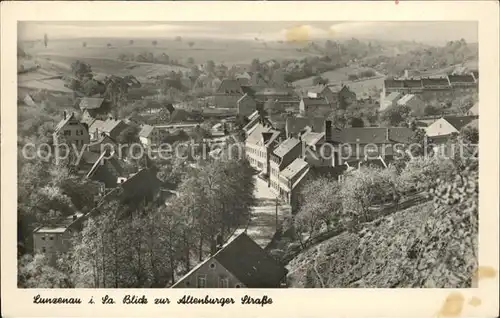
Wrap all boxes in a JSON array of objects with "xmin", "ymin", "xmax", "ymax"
[{"xmin": 287, "ymin": 201, "xmax": 477, "ymax": 288}]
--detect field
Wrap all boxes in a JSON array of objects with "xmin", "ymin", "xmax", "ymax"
[
  {"xmin": 21, "ymin": 37, "xmax": 320, "ymax": 67},
  {"xmin": 293, "ymin": 65, "xmax": 385, "ymax": 98}
]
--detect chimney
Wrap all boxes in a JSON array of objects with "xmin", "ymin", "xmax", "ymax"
[
  {"xmin": 325, "ymin": 120, "xmax": 332, "ymax": 141},
  {"xmin": 215, "ymin": 233, "xmax": 223, "ymax": 252},
  {"xmin": 63, "ymin": 111, "xmax": 67, "ymax": 119},
  {"xmin": 72, "ymin": 214, "xmax": 77, "ymax": 221},
  {"xmin": 404, "ymin": 70, "xmax": 409, "ymax": 79},
  {"xmin": 386, "ymin": 128, "xmax": 389, "ymax": 141}
]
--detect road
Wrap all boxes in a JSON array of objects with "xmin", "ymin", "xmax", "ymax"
[{"xmin": 243, "ymin": 176, "xmax": 291, "ymax": 248}]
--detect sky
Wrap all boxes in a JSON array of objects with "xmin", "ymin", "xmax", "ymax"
[{"xmin": 18, "ymin": 21, "xmax": 478, "ymax": 44}]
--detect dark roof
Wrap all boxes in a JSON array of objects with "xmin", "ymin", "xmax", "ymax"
[
  {"xmin": 280, "ymin": 158, "xmax": 309, "ymax": 180},
  {"xmin": 384, "ymin": 79, "xmax": 405, "ymax": 88},
  {"xmin": 301, "ymin": 97, "xmax": 330, "ymax": 107},
  {"xmin": 273, "ymin": 137, "xmax": 301, "ymax": 158},
  {"xmin": 216, "ymin": 79, "xmax": 243, "ymax": 94},
  {"xmin": 89, "ymin": 119, "xmax": 129, "ymax": 138},
  {"xmin": 443, "ymin": 116, "xmax": 477, "ymax": 131},
  {"xmin": 79, "ymin": 97, "xmax": 105, "ymax": 110},
  {"xmin": 308, "ymin": 85, "xmax": 329, "ymax": 94},
  {"xmin": 330, "ymin": 127, "xmax": 412, "ymax": 144},
  {"xmin": 448, "ymin": 74, "xmax": 475, "ymax": 83},
  {"xmin": 403, "ymin": 79, "xmax": 423, "ymax": 88},
  {"xmin": 212, "ymin": 232, "xmax": 287, "ymax": 288},
  {"xmin": 237, "ymin": 77, "xmax": 250, "ymax": 86},
  {"xmin": 286, "ymin": 117, "xmax": 325, "ymax": 136},
  {"xmin": 262, "ymin": 130, "xmax": 281, "ymax": 147},
  {"xmin": 421, "ymin": 77, "xmax": 450, "ymax": 87}
]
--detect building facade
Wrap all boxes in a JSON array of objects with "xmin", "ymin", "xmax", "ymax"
[{"xmin": 53, "ymin": 111, "xmax": 90, "ymax": 149}]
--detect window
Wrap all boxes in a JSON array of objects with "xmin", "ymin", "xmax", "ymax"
[
  {"xmin": 42, "ymin": 247, "xmax": 46, "ymax": 253},
  {"xmin": 209, "ymin": 263, "xmax": 216, "ymax": 269},
  {"xmin": 64, "ymin": 130, "xmax": 71, "ymax": 136},
  {"xmin": 49, "ymin": 236, "xmax": 54, "ymax": 241},
  {"xmin": 219, "ymin": 277, "xmax": 229, "ymax": 288},
  {"xmin": 197, "ymin": 275, "xmax": 207, "ymax": 288},
  {"xmin": 41, "ymin": 237, "xmax": 46, "ymax": 241}
]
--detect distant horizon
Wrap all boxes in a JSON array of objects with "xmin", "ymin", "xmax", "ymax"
[{"xmin": 19, "ymin": 21, "xmax": 478, "ymax": 45}]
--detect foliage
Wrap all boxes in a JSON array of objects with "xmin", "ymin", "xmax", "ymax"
[
  {"xmin": 460, "ymin": 126, "xmax": 479, "ymax": 144},
  {"xmin": 18, "ymin": 254, "xmax": 72, "ymax": 288},
  {"xmin": 349, "ymin": 117, "xmax": 364, "ymax": 128},
  {"xmin": 340, "ymin": 167, "xmax": 398, "ymax": 225},
  {"xmin": 380, "ymin": 105, "xmax": 412, "ymax": 127},
  {"xmin": 397, "ymin": 156, "xmax": 455, "ymax": 194},
  {"xmin": 295, "ymin": 178, "xmax": 342, "ymax": 244}
]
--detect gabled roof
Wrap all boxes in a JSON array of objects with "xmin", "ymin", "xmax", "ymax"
[
  {"xmin": 397, "ymin": 94, "xmax": 419, "ymax": 106},
  {"xmin": 301, "ymin": 131, "xmax": 325, "ymax": 146},
  {"xmin": 79, "ymin": 97, "xmax": 105, "ymax": 110},
  {"xmin": 89, "ymin": 118, "xmax": 128, "ymax": 137},
  {"xmin": 286, "ymin": 117, "xmax": 325, "ymax": 136},
  {"xmin": 330, "ymin": 127, "xmax": 412, "ymax": 144},
  {"xmin": 54, "ymin": 112, "xmax": 80, "ymax": 133},
  {"xmin": 262, "ymin": 130, "xmax": 281, "ymax": 147},
  {"xmin": 273, "ymin": 137, "xmax": 301, "ymax": 158},
  {"xmin": 443, "ymin": 116, "xmax": 477, "ymax": 131},
  {"xmin": 385, "ymin": 92, "xmax": 402, "ymax": 103},
  {"xmin": 281, "ymin": 158, "xmax": 309, "ymax": 180},
  {"xmin": 139, "ymin": 124, "xmax": 154, "ymax": 138},
  {"xmin": 172, "ymin": 231, "xmax": 287, "ymax": 288},
  {"xmin": 246, "ymin": 123, "xmax": 272, "ymax": 145}
]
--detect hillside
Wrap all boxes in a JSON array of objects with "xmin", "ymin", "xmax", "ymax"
[{"xmin": 287, "ymin": 201, "xmax": 477, "ymax": 288}]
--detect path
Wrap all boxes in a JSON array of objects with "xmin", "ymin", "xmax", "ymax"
[{"xmin": 243, "ymin": 176, "xmax": 291, "ymax": 248}]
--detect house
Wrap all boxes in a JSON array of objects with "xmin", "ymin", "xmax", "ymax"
[
  {"xmin": 379, "ymin": 92, "xmax": 402, "ymax": 111},
  {"xmin": 285, "ymin": 117, "xmax": 325, "ymax": 138},
  {"xmin": 87, "ymin": 132, "xmax": 117, "ymax": 154},
  {"xmin": 269, "ymin": 137, "xmax": 302, "ymax": 194},
  {"xmin": 300, "ymin": 129, "xmax": 332, "ymax": 167},
  {"xmin": 396, "ymin": 94, "xmax": 425, "ymax": 114},
  {"xmin": 138, "ymin": 124, "xmax": 155, "ymax": 147},
  {"xmin": 119, "ymin": 168, "xmax": 162, "ymax": 206},
  {"xmin": 32, "ymin": 212, "xmax": 84, "ymax": 265},
  {"xmin": 299, "ymin": 97, "xmax": 333, "ymax": 117},
  {"xmin": 237, "ymin": 93, "xmax": 257, "ymax": 117},
  {"xmin": 448, "ymin": 74, "xmax": 478, "ymax": 96},
  {"xmin": 277, "ymin": 158, "xmax": 310, "ymax": 210},
  {"xmin": 214, "ymin": 79, "xmax": 244, "ymax": 108},
  {"xmin": 86, "ymin": 151, "xmax": 126, "ymax": 189},
  {"xmin": 242, "ymin": 111, "xmax": 273, "ymax": 137},
  {"xmin": 171, "ymin": 231, "xmax": 288, "ymax": 288},
  {"xmin": 425, "ymin": 115, "xmax": 477, "ymax": 143},
  {"xmin": 53, "ymin": 111, "xmax": 90, "ymax": 149},
  {"xmin": 327, "ymin": 127, "xmax": 414, "ymax": 164},
  {"xmin": 245, "ymin": 123, "xmax": 281, "ymax": 177},
  {"xmin": 79, "ymin": 97, "xmax": 111, "ymax": 123},
  {"xmin": 88, "ymin": 118, "xmax": 129, "ymax": 141},
  {"xmin": 421, "ymin": 77, "xmax": 453, "ymax": 101},
  {"xmin": 467, "ymin": 102, "xmax": 479, "ymax": 116}
]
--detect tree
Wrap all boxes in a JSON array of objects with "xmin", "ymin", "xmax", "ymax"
[
  {"xmin": 152, "ymin": 40, "xmax": 158, "ymax": 47},
  {"xmin": 82, "ymin": 42, "xmax": 87, "ymax": 48},
  {"xmin": 187, "ymin": 57, "xmax": 195, "ymax": 65},
  {"xmin": 44, "ymin": 33, "xmax": 48, "ymax": 48},
  {"xmin": 71, "ymin": 60, "xmax": 92, "ymax": 80},
  {"xmin": 295, "ymin": 177, "xmax": 342, "ymax": 245},
  {"xmin": 424, "ymin": 105, "xmax": 440, "ymax": 116},
  {"xmin": 206, "ymin": 60, "xmax": 216, "ymax": 74},
  {"xmin": 250, "ymin": 59, "xmax": 261, "ymax": 73},
  {"xmin": 188, "ymin": 41, "xmax": 195, "ymax": 48},
  {"xmin": 18, "ymin": 254, "xmax": 72, "ymax": 288},
  {"xmin": 107, "ymin": 43, "xmax": 112, "ymax": 48},
  {"xmin": 130, "ymin": 39, "xmax": 134, "ymax": 45},
  {"xmin": 460, "ymin": 126, "xmax": 479, "ymax": 145},
  {"xmin": 116, "ymin": 124, "xmax": 140, "ymax": 145},
  {"xmin": 381, "ymin": 105, "xmax": 411, "ymax": 127},
  {"xmin": 349, "ymin": 117, "xmax": 364, "ymax": 128},
  {"xmin": 175, "ymin": 36, "xmax": 182, "ymax": 42},
  {"xmin": 340, "ymin": 167, "xmax": 397, "ymax": 224},
  {"xmin": 312, "ymin": 76, "xmax": 329, "ymax": 86},
  {"xmin": 398, "ymin": 156, "xmax": 455, "ymax": 194}
]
